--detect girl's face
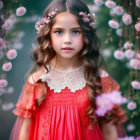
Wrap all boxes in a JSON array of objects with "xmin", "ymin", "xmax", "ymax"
[{"xmin": 50, "ymin": 12, "xmax": 84, "ymax": 60}]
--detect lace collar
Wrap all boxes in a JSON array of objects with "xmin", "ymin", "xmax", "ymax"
[{"xmin": 40, "ymin": 65, "xmax": 86, "ymax": 93}]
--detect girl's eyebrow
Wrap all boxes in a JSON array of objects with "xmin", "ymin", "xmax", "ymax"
[{"xmin": 52, "ymin": 27, "xmax": 82, "ymax": 30}]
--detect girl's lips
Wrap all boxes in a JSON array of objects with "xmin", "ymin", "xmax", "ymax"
[{"xmin": 62, "ymin": 47, "xmax": 73, "ymax": 53}]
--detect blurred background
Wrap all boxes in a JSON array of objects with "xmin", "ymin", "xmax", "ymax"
[{"xmin": 0, "ymin": 0, "xmax": 140, "ymax": 139}]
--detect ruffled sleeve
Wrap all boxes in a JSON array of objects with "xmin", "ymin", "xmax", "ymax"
[
  {"xmin": 100, "ymin": 76, "xmax": 128, "ymax": 125},
  {"xmin": 13, "ymin": 81, "xmax": 47, "ymax": 118}
]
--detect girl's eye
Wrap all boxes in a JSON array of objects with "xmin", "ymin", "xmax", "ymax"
[
  {"xmin": 72, "ymin": 30, "xmax": 81, "ymax": 35},
  {"xmin": 54, "ymin": 30, "xmax": 63, "ymax": 35}
]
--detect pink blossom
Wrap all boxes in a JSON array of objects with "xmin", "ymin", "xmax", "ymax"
[
  {"xmin": 2, "ymin": 19, "xmax": 14, "ymax": 31},
  {"xmin": 94, "ymin": 0, "xmax": 104, "ymax": 6},
  {"xmin": 127, "ymin": 124, "xmax": 136, "ymax": 132},
  {"xmin": 0, "ymin": 1, "xmax": 3, "ymax": 9},
  {"xmin": 108, "ymin": 91, "xmax": 123, "ymax": 104},
  {"xmin": 2, "ymin": 102, "xmax": 14, "ymax": 111},
  {"xmin": 131, "ymin": 80, "xmax": 140, "ymax": 89},
  {"xmin": 116, "ymin": 29, "xmax": 122, "ymax": 36},
  {"xmin": 135, "ymin": 22, "xmax": 140, "ymax": 32},
  {"xmin": 136, "ymin": 136, "xmax": 140, "ymax": 140},
  {"xmin": 123, "ymin": 41, "xmax": 133, "ymax": 49},
  {"xmin": 105, "ymin": 0, "xmax": 116, "ymax": 8},
  {"xmin": 114, "ymin": 50, "xmax": 124, "ymax": 60},
  {"xmin": 130, "ymin": 58, "xmax": 140, "ymax": 70},
  {"xmin": 95, "ymin": 108, "xmax": 107, "ymax": 116},
  {"xmin": 136, "ymin": 0, "xmax": 140, "ymax": 8},
  {"xmin": 0, "ymin": 38, "xmax": 4, "ymax": 48},
  {"xmin": 113, "ymin": 6, "xmax": 124, "ymax": 15},
  {"xmin": 122, "ymin": 13, "xmax": 132, "ymax": 25},
  {"xmin": 108, "ymin": 19, "xmax": 119, "ymax": 29},
  {"xmin": 2, "ymin": 62, "xmax": 12, "ymax": 72},
  {"xmin": 7, "ymin": 49, "xmax": 17, "ymax": 59},
  {"xmin": 0, "ymin": 79, "xmax": 8, "ymax": 88},
  {"xmin": 124, "ymin": 49, "xmax": 135, "ymax": 59},
  {"xmin": 16, "ymin": 6, "xmax": 26, "ymax": 16},
  {"xmin": 127, "ymin": 101, "xmax": 137, "ymax": 110}
]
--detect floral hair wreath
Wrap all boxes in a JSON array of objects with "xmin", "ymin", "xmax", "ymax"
[{"xmin": 35, "ymin": 9, "xmax": 96, "ymax": 33}]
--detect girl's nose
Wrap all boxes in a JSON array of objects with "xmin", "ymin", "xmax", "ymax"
[{"xmin": 64, "ymin": 33, "xmax": 72, "ymax": 44}]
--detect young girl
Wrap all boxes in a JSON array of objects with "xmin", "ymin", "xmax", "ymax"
[{"xmin": 10, "ymin": 0, "xmax": 128, "ymax": 139}]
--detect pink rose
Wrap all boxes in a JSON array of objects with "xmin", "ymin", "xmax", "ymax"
[
  {"xmin": 116, "ymin": 29, "xmax": 122, "ymax": 36},
  {"xmin": 135, "ymin": 22, "xmax": 140, "ymax": 32},
  {"xmin": 122, "ymin": 13, "xmax": 132, "ymax": 25},
  {"xmin": 94, "ymin": 0, "xmax": 104, "ymax": 6},
  {"xmin": 131, "ymin": 80, "xmax": 140, "ymax": 89},
  {"xmin": 16, "ymin": 6, "xmax": 26, "ymax": 16},
  {"xmin": 0, "ymin": 79, "xmax": 8, "ymax": 88},
  {"xmin": 136, "ymin": 136, "xmax": 140, "ymax": 140},
  {"xmin": 2, "ymin": 62, "xmax": 12, "ymax": 71},
  {"xmin": 108, "ymin": 19, "xmax": 119, "ymax": 29},
  {"xmin": 105, "ymin": 0, "xmax": 116, "ymax": 8},
  {"xmin": 113, "ymin": 6, "xmax": 124, "ymax": 15},
  {"xmin": 2, "ymin": 19, "xmax": 13, "ymax": 31},
  {"xmin": 127, "ymin": 101, "xmax": 137, "ymax": 110},
  {"xmin": 114, "ymin": 50, "xmax": 124, "ymax": 60},
  {"xmin": 136, "ymin": 0, "xmax": 140, "ymax": 8},
  {"xmin": 124, "ymin": 49, "xmax": 135, "ymax": 59},
  {"xmin": 7, "ymin": 49, "xmax": 17, "ymax": 59},
  {"xmin": 2, "ymin": 102, "xmax": 14, "ymax": 111},
  {"xmin": 123, "ymin": 41, "xmax": 133, "ymax": 49},
  {"xmin": 130, "ymin": 58, "xmax": 140, "ymax": 70}
]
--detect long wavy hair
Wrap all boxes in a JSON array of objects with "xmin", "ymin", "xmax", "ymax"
[{"xmin": 30, "ymin": 0, "xmax": 104, "ymax": 123}]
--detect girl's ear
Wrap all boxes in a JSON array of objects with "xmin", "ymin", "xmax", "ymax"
[{"xmin": 28, "ymin": 66, "xmax": 45, "ymax": 84}]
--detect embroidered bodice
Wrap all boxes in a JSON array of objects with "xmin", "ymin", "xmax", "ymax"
[{"xmin": 40, "ymin": 65, "xmax": 86, "ymax": 93}]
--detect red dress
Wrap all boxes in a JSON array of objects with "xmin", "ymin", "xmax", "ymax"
[{"xmin": 10, "ymin": 73, "xmax": 127, "ymax": 140}]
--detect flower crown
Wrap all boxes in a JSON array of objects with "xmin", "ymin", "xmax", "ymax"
[{"xmin": 35, "ymin": 9, "xmax": 96, "ymax": 33}]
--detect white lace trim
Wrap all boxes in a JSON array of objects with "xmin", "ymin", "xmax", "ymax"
[{"xmin": 40, "ymin": 65, "xmax": 86, "ymax": 93}]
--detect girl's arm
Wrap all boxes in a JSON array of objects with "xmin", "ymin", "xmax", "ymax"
[
  {"xmin": 101, "ymin": 121, "xmax": 118, "ymax": 140},
  {"xmin": 18, "ymin": 118, "xmax": 31, "ymax": 140}
]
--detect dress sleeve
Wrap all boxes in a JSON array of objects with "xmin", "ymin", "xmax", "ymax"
[
  {"xmin": 13, "ymin": 80, "xmax": 46, "ymax": 118},
  {"xmin": 100, "ymin": 76, "xmax": 128, "ymax": 125}
]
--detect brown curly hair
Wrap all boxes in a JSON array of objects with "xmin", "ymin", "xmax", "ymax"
[{"xmin": 30, "ymin": 0, "xmax": 104, "ymax": 123}]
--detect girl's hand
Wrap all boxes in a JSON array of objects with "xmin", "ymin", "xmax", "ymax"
[{"xmin": 101, "ymin": 121, "xmax": 118, "ymax": 140}]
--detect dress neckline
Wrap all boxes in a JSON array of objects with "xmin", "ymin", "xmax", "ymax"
[{"xmin": 49, "ymin": 64, "xmax": 84, "ymax": 73}]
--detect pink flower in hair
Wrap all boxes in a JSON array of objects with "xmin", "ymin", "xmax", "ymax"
[
  {"xmin": 95, "ymin": 107, "xmax": 107, "ymax": 116},
  {"xmin": 114, "ymin": 50, "xmax": 124, "ymax": 60},
  {"xmin": 131, "ymin": 80, "xmax": 140, "ymax": 89},
  {"xmin": 0, "ymin": 1, "xmax": 3, "ymax": 9},
  {"xmin": 113, "ymin": 6, "xmax": 124, "ymax": 15},
  {"xmin": 123, "ymin": 41, "xmax": 133, "ymax": 49},
  {"xmin": 130, "ymin": 58, "xmax": 140, "ymax": 70},
  {"xmin": 83, "ymin": 17, "xmax": 89, "ymax": 22},
  {"xmin": 108, "ymin": 19, "xmax": 119, "ymax": 29},
  {"xmin": 136, "ymin": 0, "xmax": 140, "ymax": 8},
  {"xmin": 16, "ymin": 6, "xmax": 26, "ymax": 16},
  {"xmin": 122, "ymin": 13, "xmax": 132, "ymax": 25},
  {"xmin": 127, "ymin": 101, "xmax": 137, "ymax": 110},
  {"xmin": 135, "ymin": 22, "xmax": 140, "ymax": 32},
  {"xmin": 0, "ymin": 79, "xmax": 8, "ymax": 88},
  {"xmin": 124, "ymin": 49, "xmax": 135, "ymax": 59},
  {"xmin": 105, "ymin": 0, "xmax": 116, "ymax": 8},
  {"xmin": 7, "ymin": 49, "xmax": 17, "ymax": 59},
  {"xmin": 94, "ymin": 0, "xmax": 104, "ymax": 6},
  {"xmin": 116, "ymin": 29, "xmax": 122, "ymax": 37},
  {"xmin": 2, "ymin": 62, "xmax": 12, "ymax": 72}
]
